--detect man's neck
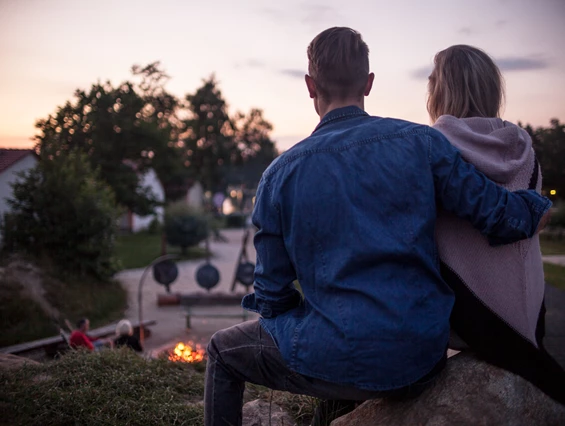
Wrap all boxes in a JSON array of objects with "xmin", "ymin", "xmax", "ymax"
[{"xmin": 318, "ymin": 97, "xmax": 365, "ymax": 119}]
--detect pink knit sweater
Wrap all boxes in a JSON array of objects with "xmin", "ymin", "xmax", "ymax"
[{"xmin": 433, "ymin": 115, "xmax": 544, "ymax": 346}]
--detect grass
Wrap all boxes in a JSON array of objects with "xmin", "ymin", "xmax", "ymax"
[
  {"xmin": 0, "ymin": 260, "xmax": 127, "ymax": 347},
  {"xmin": 543, "ymin": 263, "xmax": 565, "ymax": 290},
  {"xmin": 115, "ymin": 232, "xmax": 208, "ymax": 270},
  {"xmin": 0, "ymin": 349, "xmax": 205, "ymax": 426},
  {"xmin": 0, "ymin": 349, "xmax": 317, "ymax": 426},
  {"xmin": 540, "ymin": 235, "xmax": 565, "ymax": 255}
]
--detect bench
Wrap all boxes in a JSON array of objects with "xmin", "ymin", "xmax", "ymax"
[
  {"xmin": 185, "ymin": 308, "xmax": 249, "ymax": 328},
  {"xmin": 0, "ymin": 319, "xmax": 157, "ymax": 357}
]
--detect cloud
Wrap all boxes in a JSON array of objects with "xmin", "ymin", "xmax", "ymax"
[
  {"xmin": 458, "ymin": 27, "xmax": 474, "ymax": 35},
  {"xmin": 410, "ymin": 55, "xmax": 550, "ymax": 80},
  {"xmin": 496, "ymin": 57, "xmax": 549, "ymax": 71},
  {"xmin": 411, "ymin": 66, "xmax": 433, "ymax": 80},
  {"xmin": 495, "ymin": 19, "xmax": 507, "ymax": 27},
  {"xmin": 279, "ymin": 69, "xmax": 305, "ymax": 79},
  {"xmin": 259, "ymin": 4, "xmax": 343, "ymax": 30},
  {"xmin": 234, "ymin": 58, "xmax": 266, "ymax": 69},
  {"xmin": 301, "ymin": 4, "xmax": 343, "ymax": 28}
]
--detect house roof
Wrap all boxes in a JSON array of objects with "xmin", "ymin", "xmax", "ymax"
[{"xmin": 0, "ymin": 149, "xmax": 36, "ymax": 174}]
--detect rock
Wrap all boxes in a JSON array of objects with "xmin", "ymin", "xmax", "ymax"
[
  {"xmin": 0, "ymin": 353, "xmax": 40, "ymax": 370},
  {"xmin": 331, "ymin": 353, "xmax": 565, "ymax": 426},
  {"xmin": 243, "ymin": 398, "xmax": 296, "ymax": 426}
]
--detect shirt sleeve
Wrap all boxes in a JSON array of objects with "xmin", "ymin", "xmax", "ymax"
[
  {"xmin": 241, "ymin": 178, "xmax": 302, "ymax": 318},
  {"xmin": 71, "ymin": 332, "xmax": 94, "ymax": 351},
  {"xmin": 428, "ymin": 129, "xmax": 551, "ymax": 246}
]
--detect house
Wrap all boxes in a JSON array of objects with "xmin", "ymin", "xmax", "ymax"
[
  {"xmin": 119, "ymin": 167, "xmax": 165, "ymax": 233},
  {"xmin": 0, "ymin": 149, "xmax": 38, "ymax": 222}
]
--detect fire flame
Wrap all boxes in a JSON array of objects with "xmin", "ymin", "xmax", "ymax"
[{"xmin": 168, "ymin": 341, "xmax": 206, "ymax": 363}]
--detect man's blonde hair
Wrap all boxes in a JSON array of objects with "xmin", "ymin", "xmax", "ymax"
[{"xmin": 427, "ymin": 45, "xmax": 505, "ymax": 123}]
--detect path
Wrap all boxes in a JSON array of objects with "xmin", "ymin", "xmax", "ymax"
[
  {"xmin": 115, "ymin": 228, "xmax": 259, "ymax": 355},
  {"xmin": 115, "ymin": 233, "xmax": 565, "ymax": 365},
  {"xmin": 543, "ymin": 255, "xmax": 565, "ymax": 267}
]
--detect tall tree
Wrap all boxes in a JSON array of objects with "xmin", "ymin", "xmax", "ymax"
[
  {"xmin": 523, "ymin": 119, "xmax": 565, "ymax": 199},
  {"xmin": 183, "ymin": 75, "xmax": 238, "ymax": 192},
  {"xmin": 229, "ymin": 108, "xmax": 278, "ymax": 188},
  {"xmin": 35, "ymin": 80, "xmax": 160, "ymax": 215},
  {"xmin": 131, "ymin": 62, "xmax": 189, "ymax": 201}
]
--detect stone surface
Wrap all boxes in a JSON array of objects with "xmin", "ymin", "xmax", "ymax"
[
  {"xmin": 331, "ymin": 353, "xmax": 565, "ymax": 426},
  {"xmin": 0, "ymin": 353, "xmax": 40, "ymax": 370},
  {"xmin": 243, "ymin": 399, "xmax": 296, "ymax": 426}
]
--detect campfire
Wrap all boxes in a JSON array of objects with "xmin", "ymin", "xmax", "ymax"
[{"xmin": 168, "ymin": 341, "xmax": 206, "ymax": 363}]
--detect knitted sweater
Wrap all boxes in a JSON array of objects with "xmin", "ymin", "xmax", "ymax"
[{"xmin": 433, "ymin": 115, "xmax": 544, "ymax": 346}]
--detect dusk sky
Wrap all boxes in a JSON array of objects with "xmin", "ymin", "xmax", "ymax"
[{"xmin": 1, "ymin": 0, "xmax": 564, "ymax": 151}]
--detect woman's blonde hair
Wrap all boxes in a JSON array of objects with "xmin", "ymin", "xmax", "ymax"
[
  {"xmin": 116, "ymin": 319, "xmax": 133, "ymax": 337},
  {"xmin": 427, "ymin": 45, "xmax": 505, "ymax": 123}
]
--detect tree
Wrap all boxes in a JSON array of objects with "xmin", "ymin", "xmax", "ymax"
[
  {"xmin": 183, "ymin": 75, "xmax": 239, "ymax": 192},
  {"xmin": 163, "ymin": 202, "xmax": 208, "ymax": 255},
  {"xmin": 35, "ymin": 80, "xmax": 159, "ymax": 215},
  {"xmin": 131, "ymin": 62, "xmax": 190, "ymax": 201},
  {"xmin": 35, "ymin": 62, "xmax": 189, "ymax": 211},
  {"xmin": 230, "ymin": 108, "xmax": 278, "ymax": 188},
  {"xmin": 1, "ymin": 151, "xmax": 119, "ymax": 280},
  {"xmin": 523, "ymin": 119, "xmax": 565, "ymax": 200}
]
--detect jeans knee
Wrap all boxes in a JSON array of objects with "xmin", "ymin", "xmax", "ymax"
[{"xmin": 206, "ymin": 328, "xmax": 228, "ymax": 360}]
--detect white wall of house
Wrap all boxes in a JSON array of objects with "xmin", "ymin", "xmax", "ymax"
[
  {"xmin": 0, "ymin": 154, "xmax": 37, "ymax": 221},
  {"xmin": 130, "ymin": 168, "xmax": 165, "ymax": 232}
]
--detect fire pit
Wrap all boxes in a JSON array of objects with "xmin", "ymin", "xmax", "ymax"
[{"xmin": 168, "ymin": 341, "xmax": 206, "ymax": 363}]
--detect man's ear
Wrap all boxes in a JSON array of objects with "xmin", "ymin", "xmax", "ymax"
[
  {"xmin": 364, "ymin": 72, "xmax": 375, "ymax": 96},
  {"xmin": 305, "ymin": 74, "xmax": 317, "ymax": 99}
]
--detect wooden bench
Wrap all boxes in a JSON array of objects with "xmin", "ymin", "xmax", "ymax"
[
  {"xmin": 185, "ymin": 308, "xmax": 249, "ymax": 328},
  {"xmin": 0, "ymin": 319, "xmax": 157, "ymax": 357}
]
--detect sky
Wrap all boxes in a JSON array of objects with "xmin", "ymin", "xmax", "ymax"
[{"xmin": 0, "ymin": 0, "xmax": 564, "ymax": 152}]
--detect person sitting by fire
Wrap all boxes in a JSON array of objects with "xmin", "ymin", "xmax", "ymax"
[
  {"xmin": 69, "ymin": 318, "xmax": 113, "ymax": 351},
  {"xmin": 114, "ymin": 319, "xmax": 143, "ymax": 352}
]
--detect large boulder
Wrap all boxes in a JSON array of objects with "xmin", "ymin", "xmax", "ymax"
[
  {"xmin": 243, "ymin": 398, "xmax": 296, "ymax": 426},
  {"xmin": 0, "ymin": 353, "xmax": 40, "ymax": 370},
  {"xmin": 332, "ymin": 352, "xmax": 565, "ymax": 426}
]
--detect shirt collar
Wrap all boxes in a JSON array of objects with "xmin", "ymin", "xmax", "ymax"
[{"xmin": 313, "ymin": 106, "xmax": 369, "ymax": 133}]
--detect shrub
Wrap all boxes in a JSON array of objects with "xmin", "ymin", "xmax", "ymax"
[
  {"xmin": 0, "ymin": 150, "xmax": 119, "ymax": 280},
  {"xmin": 225, "ymin": 212, "xmax": 247, "ymax": 228},
  {"xmin": 164, "ymin": 202, "xmax": 208, "ymax": 254},
  {"xmin": 549, "ymin": 202, "xmax": 565, "ymax": 229}
]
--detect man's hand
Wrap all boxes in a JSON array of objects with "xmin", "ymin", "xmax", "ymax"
[{"xmin": 536, "ymin": 210, "xmax": 552, "ymax": 234}]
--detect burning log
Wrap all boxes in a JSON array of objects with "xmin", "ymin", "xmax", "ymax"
[{"xmin": 168, "ymin": 341, "xmax": 206, "ymax": 363}]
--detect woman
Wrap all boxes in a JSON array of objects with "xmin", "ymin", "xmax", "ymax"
[
  {"xmin": 114, "ymin": 319, "xmax": 143, "ymax": 352},
  {"xmin": 428, "ymin": 44, "xmax": 564, "ymax": 403}
]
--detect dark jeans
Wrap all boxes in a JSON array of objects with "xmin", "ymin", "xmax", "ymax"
[{"xmin": 204, "ymin": 320, "xmax": 445, "ymax": 426}]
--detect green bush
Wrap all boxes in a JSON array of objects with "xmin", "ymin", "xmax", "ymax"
[
  {"xmin": 164, "ymin": 202, "xmax": 208, "ymax": 254},
  {"xmin": 549, "ymin": 202, "xmax": 565, "ymax": 228},
  {"xmin": 225, "ymin": 213, "xmax": 247, "ymax": 228},
  {"xmin": 0, "ymin": 150, "xmax": 119, "ymax": 280}
]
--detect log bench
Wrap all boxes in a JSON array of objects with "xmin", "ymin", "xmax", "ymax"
[
  {"xmin": 0, "ymin": 319, "xmax": 157, "ymax": 357},
  {"xmin": 185, "ymin": 307, "xmax": 249, "ymax": 328}
]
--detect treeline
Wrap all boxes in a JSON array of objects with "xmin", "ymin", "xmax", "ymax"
[{"xmin": 35, "ymin": 62, "xmax": 278, "ymax": 215}]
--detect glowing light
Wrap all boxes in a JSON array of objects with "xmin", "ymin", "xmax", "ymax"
[
  {"xmin": 550, "ymin": 190, "xmax": 557, "ymax": 195},
  {"xmin": 168, "ymin": 341, "xmax": 205, "ymax": 363}
]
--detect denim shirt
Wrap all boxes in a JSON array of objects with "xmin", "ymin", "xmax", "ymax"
[{"xmin": 242, "ymin": 106, "xmax": 551, "ymax": 391}]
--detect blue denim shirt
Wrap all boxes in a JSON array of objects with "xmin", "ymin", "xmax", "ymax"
[{"xmin": 242, "ymin": 106, "xmax": 551, "ymax": 391}]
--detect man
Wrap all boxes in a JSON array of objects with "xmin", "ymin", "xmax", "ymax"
[
  {"xmin": 69, "ymin": 318, "xmax": 111, "ymax": 351},
  {"xmin": 204, "ymin": 27, "xmax": 552, "ymax": 426}
]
